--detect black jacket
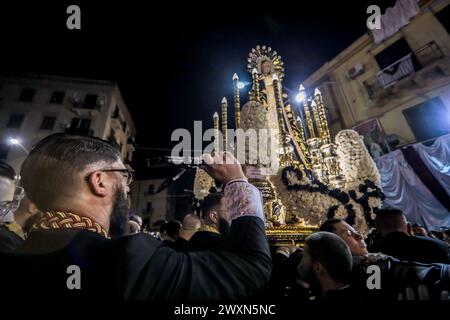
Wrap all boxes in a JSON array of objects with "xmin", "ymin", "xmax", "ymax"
[
  {"xmin": 351, "ymin": 255, "xmax": 450, "ymax": 300},
  {"xmin": 0, "ymin": 216, "xmax": 271, "ymax": 300},
  {"xmin": 184, "ymin": 231, "xmax": 225, "ymax": 252},
  {"xmin": 0, "ymin": 224, "xmax": 24, "ymax": 253},
  {"xmin": 370, "ymin": 232, "xmax": 450, "ymax": 264}
]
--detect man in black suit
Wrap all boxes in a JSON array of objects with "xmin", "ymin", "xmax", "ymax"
[
  {"xmin": 297, "ymin": 232, "xmax": 355, "ymax": 302},
  {"xmin": 160, "ymin": 220, "xmax": 182, "ymax": 249},
  {"xmin": 171, "ymin": 213, "xmax": 201, "ymax": 251},
  {"xmin": 371, "ymin": 208, "xmax": 450, "ymax": 264},
  {"xmin": 0, "ymin": 134, "xmax": 271, "ymax": 299},
  {"xmin": 185, "ymin": 192, "xmax": 228, "ymax": 251}
]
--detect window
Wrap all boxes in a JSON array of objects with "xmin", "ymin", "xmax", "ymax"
[
  {"xmin": 40, "ymin": 116, "xmax": 56, "ymax": 130},
  {"xmin": 0, "ymin": 143, "xmax": 9, "ymax": 160},
  {"xmin": 436, "ymin": 5, "xmax": 450, "ymax": 35},
  {"xmin": 146, "ymin": 202, "xmax": 153, "ymax": 214},
  {"xmin": 403, "ymin": 97, "xmax": 450, "ymax": 142},
  {"xmin": 50, "ymin": 91, "xmax": 65, "ymax": 104},
  {"xmin": 148, "ymin": 185, "xmax": 154, "ymax": 195},
  {"xmin": 19, "ymin": 88, "xmax": 36, "ymax": 102},
  {"xmin": 72, "ymin": 118, "xmax": 91, "ymax": 130},
  {"xmin": 113, "ymin": 106, "xmax": 120, "ymax": 118},
  {"xmin": 6, "ymin": 114, "xmax": 25, "ymax": 128},
  {"xmin": 67, "ymin": 118, "xmax": 92, "ymax": 135},
  {"xmin": 83, "ymin": 94, "xmax": 98, "ymax": 109},
  {"xmin": 375, "ymin": 38, "xmax": 421, "ymax": 70}
]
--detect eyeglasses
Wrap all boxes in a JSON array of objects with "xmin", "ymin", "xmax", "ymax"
[
  {"xmin": 345, "ymin": 228, "xmax": 363, "ymax": 240},
  {"xmin": 86, "ymin": 168, "xmax": 134, "ymax": 186}
]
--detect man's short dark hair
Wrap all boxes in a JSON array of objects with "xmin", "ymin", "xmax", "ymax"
[
  {"xmin": 376, "ymin": 208, "xmax": 403, "ymax": 217},
  {"xmin": 0, "ymin": 160, "xmax": 16, "ymax": 180},
  {"xmin": 201, "ymin": 192, "xmax": 224, "ymax": 219},
  {"xmin": 165, "ymin": 220, "xmax": 181, "ymax": 238},
  {"xmin": 375, "ymin": 208, "xmax": 405, "ymax": 228},
  {"xmin": 319, "ymin": 219, "xmax": 343, "ymax": 233},
  {"xmin": 305, "ymin": 231, "xmax": 353, "ymax": 284},
  {"xmin": 21, "ymin": 133, "xmax": 120, "ymax": 210},
  {"xmin": 160, "ymin": 222, "xmax": 168, "ymax": 234}
]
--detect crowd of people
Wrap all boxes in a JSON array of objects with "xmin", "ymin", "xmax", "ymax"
[{"xmin": 0, "ymin": 133, "xmax": 450, "ymax": 301}]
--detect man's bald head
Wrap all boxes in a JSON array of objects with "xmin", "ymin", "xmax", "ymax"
[
  {"xmin": 179, "ymin": 214, "xmax": 201, "ymax": 241},
  {"xmin": 182, "ymin": 214, "xmax": 201, "ymax": 231},
  {"xmin": 21, "ymin": 133, "xmax": 120, "ymax": 211}
]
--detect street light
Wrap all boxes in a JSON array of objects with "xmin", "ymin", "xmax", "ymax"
[{"xmin": 9, "ymin": 138, "xmax": 29, "ymax": 155}]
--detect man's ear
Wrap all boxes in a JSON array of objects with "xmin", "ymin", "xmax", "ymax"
[
  {"xmin": 27, "ymin": 201, "xmax": 39, "ymax": 215},
  {"xmin": 406, "ymin": 223, "xmax": 413, "ymax": 236},
  {"xmin": 86, "ymin": 171, "xmax": 108, "ymax": 197},
  {"xmin": 313, "ymin": 261, "xmax": 324, "ymax": 277},
  {"xmin": 208, "ymin": 211, "xmax": 218, "ymax": 224}
]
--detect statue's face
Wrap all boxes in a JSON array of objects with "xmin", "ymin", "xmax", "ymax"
[{"xmin": 261, "ymin": 61, "xmax": 272, "ymax": 75}]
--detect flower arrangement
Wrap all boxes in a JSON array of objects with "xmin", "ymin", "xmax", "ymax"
[
  {"xmin": 335, "ymin": 130, "xmax": 381, "ymax": 190},
  {"xmin": 240, "ymin": 100, "xmax": 268, "ymax": 131},
  {"xmin": 271, "ymin": 130, "xmax": 384, "ymax": 233},
  {"xmin": 240, "ymin": 100, "xmax": 278, "ymax": 170}
]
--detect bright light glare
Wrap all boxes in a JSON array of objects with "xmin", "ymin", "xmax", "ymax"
[
  {"xmin": 296, "ymin": 92, "xmax": 306, "ymax": 103},
  {"xmin": 237, "ymin": 81, "xmax": 245, "ymax": 89},
  {"xmin": 9, "ymin": 138, "xmax": 20, "ymax": 145}
]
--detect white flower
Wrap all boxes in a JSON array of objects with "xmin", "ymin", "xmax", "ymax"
[{"xmin": 335, "ymin": 130, "xmax": 381, "ymax": 191}]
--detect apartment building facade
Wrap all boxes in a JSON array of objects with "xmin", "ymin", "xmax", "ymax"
[
  {"xmin": 302, "ymin": 0, "xmax": 450, "ymax": 150},
  {"xmin": 0, "ymin": 73, "xmax": 136, "ymax": 172}
]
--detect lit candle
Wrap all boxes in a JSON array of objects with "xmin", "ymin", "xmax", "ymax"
[
  {"xmin": 233, "ymin": 73, "xmax": 241, "ymax": 128},
  {"xmin": 221, "ymin": 97, "xmax": 228, "ymax": 153},
  {"xmin": 314, "ymin": 88, "xmax": 331, "ymax": 144},
  {"xmin": 296, "ymin": 116, "xmax": 306, "ymax": 144},
  {"xmin": 213, "ymin": 112, "xmax": 219, "ymax": 152},
  {"xmin": 251, "ymin": 68, "xmax": 260, "ymax": 102},
  {"xmin": 301, "ymin": 87, "xmax": 315, "ymax": 139},
  {"xmin": 311, "ymin": 100, "xmax": 323, "ymax": 139}
]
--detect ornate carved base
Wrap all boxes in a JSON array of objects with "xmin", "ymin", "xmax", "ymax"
[{"xmin": 266, "ymin": 224, "xmax": 318, "ymax": 247}]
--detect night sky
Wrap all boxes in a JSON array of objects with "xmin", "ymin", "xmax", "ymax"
[{"xmin": 0, "ymin": 0, "xmax": 397, "ymax": 150}]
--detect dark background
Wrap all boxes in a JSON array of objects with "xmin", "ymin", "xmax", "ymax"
[{"xmin": 0, "ymin": 0, "xmax": 398, "ymax": 150}]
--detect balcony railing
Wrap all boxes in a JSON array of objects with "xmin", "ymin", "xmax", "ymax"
[
  {"xmin": 364, "ymin": 41, "xmax": 444, "ymax": 99},
  {"xmin": 70, "ymin": 103, "xmax": 102, "ymax": 119}
]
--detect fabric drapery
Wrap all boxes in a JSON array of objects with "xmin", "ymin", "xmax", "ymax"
[
  {"xmin": 376, "ymin": 134, "xmax": 450, "ymax": 230},
  {"xmin": 377, "ymin": 53, "xmax": 414, "ymax": 88},
  {"xmin": 371, "ymin": 0, "xmax": 420, "ymax": 44}
]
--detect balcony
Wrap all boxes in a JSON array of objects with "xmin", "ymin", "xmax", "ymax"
[
  {"xmin": 70, "ymin": 102, "xmax": 101, "ymax": 117},
  {"xmin": 69, "ymin": 94, "xmax": 103, "ymax": 117},
  {"xmin": 364, "ymin": 41, "xmax": 445, "ymax": 100}
]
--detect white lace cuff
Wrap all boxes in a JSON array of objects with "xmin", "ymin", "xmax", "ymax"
[{"xmin": 224, "ymin": 180, "xmax": 264, "ymax": 222}]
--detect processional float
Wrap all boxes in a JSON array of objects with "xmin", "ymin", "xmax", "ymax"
[{"xmin": 193, "ymin": 45, "xmax": 384, "ymax": 246}]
